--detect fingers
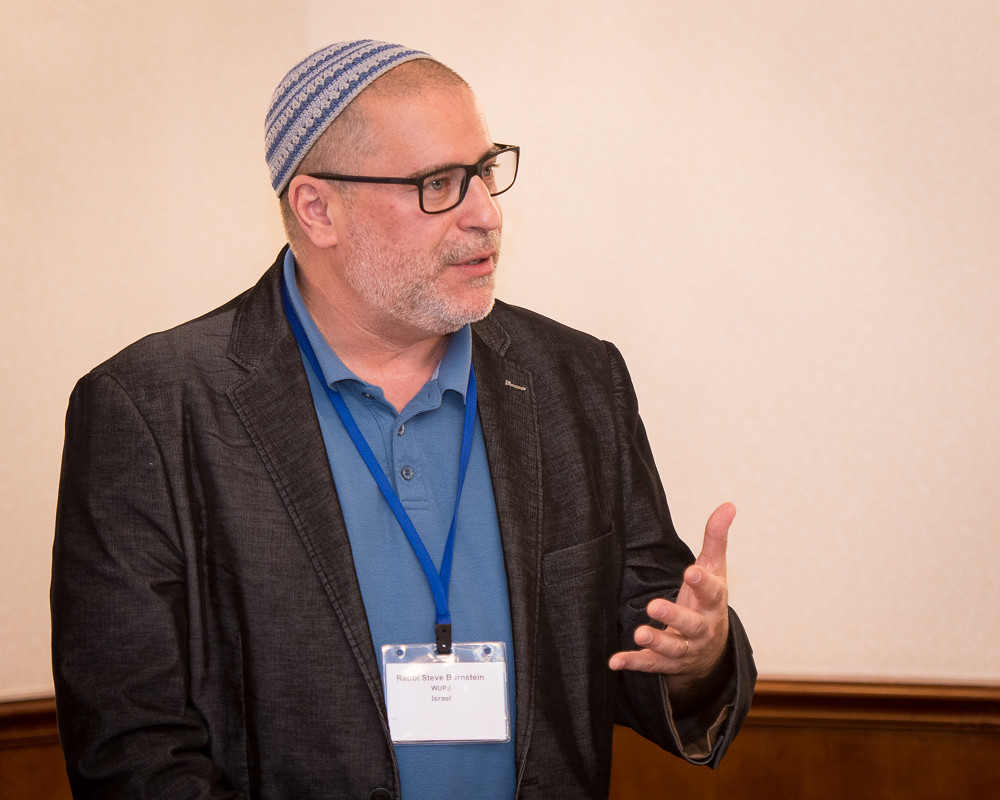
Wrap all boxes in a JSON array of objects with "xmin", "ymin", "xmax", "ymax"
[
  {"xmin": 609, "ymin": 503, "xmax": 736, "ymax": 679},
  {"xmin": 608, "ymin": 599, "xmax": 730, "ymax": 678},
  {"xmin": 608, "ymin": 629, "xmax": 691, "ymax": 673},
  {"xmin": 681, "ymin": 564, "xmax": 728, "ymax": 609},
  {"xmin": 697, "ymin": 502, "xmax": 735, "ymax": 575},
  {"xmin": 646, "ymin": 597, "xmax": 708, "ymax": 639},
  {"xmin": 608, "ymin": 593, "xmax": 716, "ymax": 673}
]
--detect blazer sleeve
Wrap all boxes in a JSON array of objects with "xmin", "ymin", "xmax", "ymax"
[
  {"xmin": 604, "ymin": 341, "xmax": 756, "ymax": 767},
  {"xmin": 51, "ymin": 371, "xmax": 244, "ymax": 799}
]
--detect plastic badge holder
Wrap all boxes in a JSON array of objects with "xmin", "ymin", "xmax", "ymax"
[{"xmin": 381, "ymin": 641, "xmax": 511, "ymax": 744}]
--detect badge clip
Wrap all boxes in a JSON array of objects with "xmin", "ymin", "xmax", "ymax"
[{"xmin": 435, "ymin": 623, "xmax": 452, "ymax": 655}]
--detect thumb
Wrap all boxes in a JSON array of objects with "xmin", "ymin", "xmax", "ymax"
[{"xmin": 697, "ymin": 502, "xmax": 735, "ymax": 575}]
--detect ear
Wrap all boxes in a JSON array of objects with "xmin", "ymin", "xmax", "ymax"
[{"xmin": 287, "ymin": 175, "xmax": 341, "ymax": 249}]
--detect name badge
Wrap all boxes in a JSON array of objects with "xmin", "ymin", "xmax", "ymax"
[{"xmin": 381, "ymin": 642, "xmax": 511, "ymax": 744}]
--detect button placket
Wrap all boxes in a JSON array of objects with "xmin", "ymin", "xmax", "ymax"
[{"xmin": 391, "ymin": 412, "xmax": 423, "ymax": 502}]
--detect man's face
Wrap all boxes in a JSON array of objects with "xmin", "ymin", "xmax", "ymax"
[{"xmin": 335, "ymin": 82, "xmax": 503, "ymax": 339}]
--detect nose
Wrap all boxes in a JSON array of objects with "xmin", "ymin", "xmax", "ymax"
[{"xmin": 456, "ymin": 176, "xmax": 502, "ymax": 231}]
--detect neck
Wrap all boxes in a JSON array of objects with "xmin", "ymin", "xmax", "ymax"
[
  {"xmin": 341, "ymin": 334, "xmax": 449, "ymax": 413},
  {"xmin": 299, "ymin": 275, "xmax": 449, "ymax": 413}
]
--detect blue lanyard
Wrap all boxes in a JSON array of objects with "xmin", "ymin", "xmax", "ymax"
[{"xmin": 280, "ymin": 277, "xmax": 477, "ymax": 654}]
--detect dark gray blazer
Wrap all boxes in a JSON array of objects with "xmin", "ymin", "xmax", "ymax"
[{"xmin": 52, "ymin": 251, "xmax": 755, "ymax": 799}]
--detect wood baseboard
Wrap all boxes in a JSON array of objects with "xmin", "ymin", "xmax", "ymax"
[
  {"xmin": 0, "ymin": 697, "xmax": 63, "ymax": 748},
  {"xmin": 3, "ymin": 680, "xmax": 999, "ymax": 799},
  {"xmin": 749, "ymin": 678, "xmax": 1000, "ymax": 731}
]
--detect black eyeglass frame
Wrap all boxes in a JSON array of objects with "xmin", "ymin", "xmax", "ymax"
[{"xmin": 305, "ymin": 143, "xmax": 520, "ymax": 214}]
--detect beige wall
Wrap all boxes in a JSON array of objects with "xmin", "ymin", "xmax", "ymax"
[{"xmin": 2, "ymin": 1, "xmax": 998, "ymax": 699}]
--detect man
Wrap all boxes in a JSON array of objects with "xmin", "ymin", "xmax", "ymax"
[{"xmin": 52, "ymin": 40, "xmax": 755, "ymax": 799}]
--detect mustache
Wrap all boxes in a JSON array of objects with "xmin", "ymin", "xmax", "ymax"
[{"xmin": 439, "ymin": 230, "xmax": 502, "ymax": 264}]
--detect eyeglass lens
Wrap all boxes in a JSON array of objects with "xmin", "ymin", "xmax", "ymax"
[{"xmin": 421, "ymin": 149, "xmax": 518, "ymax": 213}]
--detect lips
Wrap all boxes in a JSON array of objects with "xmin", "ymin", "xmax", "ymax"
[{"xmin": 460, "ymin": 252, "xmax": 494, "ymax": 266}]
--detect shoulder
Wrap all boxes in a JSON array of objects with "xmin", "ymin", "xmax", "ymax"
[
  {"xmin": 71, "ymin": 256, "xmax": 287, "ymax": 421},
  {"xmin": 82, "ymin": 291, "xmax": 247, "ymax": 394},
  {"xmin": 79, "ymin": 256, "xmax": 286, "ymax": 398}
]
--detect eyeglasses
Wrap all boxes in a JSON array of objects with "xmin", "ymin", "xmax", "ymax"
[{"xmin": 306, "ymin": 144, "xmax": 520, "ymax": 214}]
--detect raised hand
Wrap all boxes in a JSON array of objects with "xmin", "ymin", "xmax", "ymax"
[{"xmin": 608, "ymin": 503, "xmax": 735, "ymax": 697}]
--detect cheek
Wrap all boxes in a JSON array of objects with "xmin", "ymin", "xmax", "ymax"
[{"xmin": 345, "ymin": 203, "xmax": 455, "ymax": 264}]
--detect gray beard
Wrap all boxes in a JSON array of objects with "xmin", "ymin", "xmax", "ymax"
[{"xmin": 343, "ymin": 226, "xmax": 501, "ymax": 336}]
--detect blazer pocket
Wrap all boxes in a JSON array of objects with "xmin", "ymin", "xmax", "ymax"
[{"xmin": 542, "ymin": 531, "xmax": 615, "ymax": 587}]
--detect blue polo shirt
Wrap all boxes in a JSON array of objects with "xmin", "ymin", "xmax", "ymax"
[{"xmin": 282, "ymin": 252, "xmax": 516, "ymax": 799}]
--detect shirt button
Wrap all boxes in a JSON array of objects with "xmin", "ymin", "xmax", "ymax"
[
  {"xmin": 400, "ymin": 465, "xmax": 415, "ymax": 481},
  {"xmin": 369, "ymin": 790, "xmax": 392, "ymax": 800},
  {"xmin": 397, "ymin": 423, "xmax": 405, "ymax": 436}
]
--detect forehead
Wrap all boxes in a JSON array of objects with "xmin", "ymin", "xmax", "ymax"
[{"xmin": 356, "ymin": 82, "xmax": 493, "ymax": 172}]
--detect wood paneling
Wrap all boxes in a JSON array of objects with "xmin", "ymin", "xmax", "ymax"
[
  {"xmin": 0, "ymin": 698, "xmax": 71, "ymax": 800},
  {"xmin": 611, "ymin": 680, "xmax": 1000, "ymax": 800},
  {"xmin": 3, "ymin": 680, "xmax": 999, "ymax": 799}
]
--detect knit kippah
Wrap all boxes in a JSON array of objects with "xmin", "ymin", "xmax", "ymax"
[{"xmin": 265, "ymin": 40, "xmax": 433, "ymax": 195}]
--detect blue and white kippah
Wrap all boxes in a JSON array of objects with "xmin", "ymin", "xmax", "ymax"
[{"xmin": 265, "ymin": 40, "xmax": 432, "ymax": 195}]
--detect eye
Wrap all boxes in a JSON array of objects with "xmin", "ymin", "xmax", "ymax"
[
  {"xmin": 424, "ymin": 173, "xmax": 454, "ymax": 194},
  {"xmin": 479, "ymin": 158, "xmax": 501, "ymax": 191}
]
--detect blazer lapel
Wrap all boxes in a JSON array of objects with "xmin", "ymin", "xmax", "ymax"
[
  {"xmin": 472, "ymin": 313, "xmax": 542, "ymax": 772},
  {"xmin": 224, "ymin": 258, "xmax": 388, "ymax": 720}
]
